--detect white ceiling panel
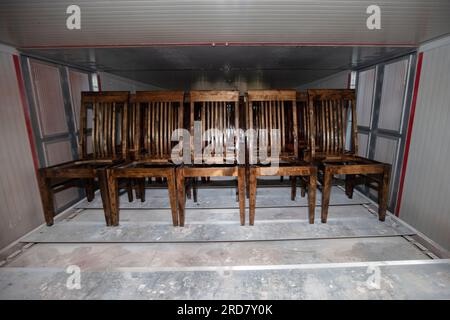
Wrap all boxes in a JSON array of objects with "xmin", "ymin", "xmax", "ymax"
[{"xmin": 1, "ymin": 0, "xmax": 449, "ymax": 48}]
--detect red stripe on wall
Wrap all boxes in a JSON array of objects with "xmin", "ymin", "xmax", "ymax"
[
  {"xmin": 13, "ymin": 54, "xmax": 40, "ymax": 172},
  {"xmin": 395, "ymin": 52, "xmax": 424, "ymax": 216}
]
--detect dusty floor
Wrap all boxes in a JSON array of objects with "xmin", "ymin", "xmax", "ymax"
[{"xmin": 1, "ymin": 186, "xmax": 449, "ymax": 299}]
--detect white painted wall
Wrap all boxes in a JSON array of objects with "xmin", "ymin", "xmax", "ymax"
[
  {"xmin": 296, "ymin": 70, "xmax": 350, "ymax": 90},
  {"xmin": 0, "ymin": 44, "xmax": 44, "ymax": 250},
  {"xmin": 399, "ymin": 36, "xmax": 450, "ymax": 251}
]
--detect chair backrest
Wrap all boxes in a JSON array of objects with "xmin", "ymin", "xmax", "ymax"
[
  {"xmin": 306, "ymin": 89, "xmax": 357, "ymax": 159},
  {"xmin": 189, "ymin": 90, "xmax": 240, "ymax": 164},
  {"xmin": 296, "ymin": 91, "xmax": 309, "ymax": 154},
  {"xmin": 134, "ymin": 91, "xmax": 184, "ymax": 161},
  {"xmin": 79, "ymin": 91, "xmax": 129, "ymax": 160},
  {"xmin": 246, "ymin": 90, "xmax": 298, "ymax": 161}
]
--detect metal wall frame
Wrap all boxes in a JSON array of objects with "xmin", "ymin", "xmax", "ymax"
[
  {"xmin": 20, "ymin": 55, "xmax": 94, "ymax": 213},
  {"xmin": 355, "ymin": 52, "xmax": 417, "ymax": 212}
]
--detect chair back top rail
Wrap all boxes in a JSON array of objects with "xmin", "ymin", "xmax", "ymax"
[
  {"xmin": 81, "ymin": 91, "xmax": 129, "ymax": 103},
  {"xmin": 306, "ymin": 89, "xmax": 357, "ymax": 160},
  {"xmin": 190, "ymin": 90, "xmax": 239, "ymax": 103},
  {"xmin": 134, "ymin": 91, "xmax": 185, "ymax": 161},
  {"xmin": 246, "ymin": 90, "xmax": 298, "ymax": 161},
  {"xmin": 79, "ymin": 91, "xmax": 129, "ymax": 160},
  {"xmin": 189, "ymin": 90, "xmax": 240, "ymax": 163}
]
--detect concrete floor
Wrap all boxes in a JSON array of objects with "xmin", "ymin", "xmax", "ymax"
[{"xmin": 1, "ymin": 186, "xmax": 449, "ymax": 299}]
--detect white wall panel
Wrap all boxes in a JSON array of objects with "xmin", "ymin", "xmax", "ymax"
[
  {"xmin": 378, "ymin": 59, "xmax": 408, "ymax": 131},
  {"xmin": 0, "ymin": 48, "xmax": 44, "ymax": 250},
  {"xmin": 374, "ymin": 136, "xmax": 399, "ymax": 201},
  {"xmin": 400, "ymin": 40, "xmax": 450, "ymax": 251},
  {"xmin": 356, "ymin": 68, "xmax": 375, "ymax": 128},
  {"xmin": 68, "ymin": 69, "xmax": 90, "ymax": 130},
  {"xmin": 29, "ymin": 61, "xmax": 68, "ymax": 137},
  {"xmin": 44, "ymin": 140, "xmax": 73, "ymax": 166},
  {"xmin": 357, "ymin": 133, "xmax": 369, "ymax": 157}
]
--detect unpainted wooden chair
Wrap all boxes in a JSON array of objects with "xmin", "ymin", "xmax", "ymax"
[
  {"xmin": 246, "ymin": 90, "xmax": 317, "ymax": 225},
  {"xmin": 106, "ymin": 91, "xmax": 184, "ymax": 226},
  {"xmin": 37, "ymin": 91, "xmax": 130, "ymax": 226},
  {"xmin": 306, "ymin": 89, "xmax": 391, "ymax": 222}
]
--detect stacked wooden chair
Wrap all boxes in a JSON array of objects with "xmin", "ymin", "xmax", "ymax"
[
  {"xmin": 176, "ymin": 91, "xmax": 246, "ymax": 226},
  {"xmin": 37, "ymin": 91, "xmax": 130, "ymax": 226},
  {"xmin": 106, "ymin": 91, "xmax": 184, "ymax": 226},
  {"xmin": 305, "ymin": 89, "xmax": 391, "ymax": 223},
  {"xmin": 246, "ymin": 90, "xmax": 317, "ymax": 225}
]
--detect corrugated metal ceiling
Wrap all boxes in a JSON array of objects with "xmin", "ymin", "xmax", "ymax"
[{"xmin": 1, "ymin": 0, "xmax": 449, "ymax": 48}]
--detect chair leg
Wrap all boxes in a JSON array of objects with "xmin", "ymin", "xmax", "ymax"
[
  {"xmin": 378, "ymin": 167, "xmax": 391, "ymax": 222},
  {"xmin": 300, "ymin": 177, "xmax": 306, "ymax": 198},
  {"xmin": 127, "ymin": 180, "xmax": 133, "ymax": 202},
  {"xmin": 291, "ymin": 176, "xmax": 297, "ymax": 201},
  {"xmin": 134, "ymin": 179, "xmax": 141, "ymax": 199},
  {"xmin": 186, "ymin": 180, "xmax": 192, "ymax": 200},
  {"xmin": 85, "ymin": 178, "xmax": 95, "ymax": 202},
  {"xmin": 345, "ymin": 174, "xmax": 355, "ymax": 199},
  {"xmin": 97, "ymin": 170, "xmax": 112, "ymax": 226},
  {"xmin": 167, "ymin": 170, "xmax": 178, "ymax": 226},
  {"xmin": 246, "ymin": 166, "xmax": 250, "ymax": 199},
  {"xmin": 321, "ymin": 168, "xmax": 333, "ymax": 223},
  {"xmin": 308, "ymin": 170, "xmax": 317, "ymax": 224},
  {"xmin": 192, "ymin": 177, "xmax": 198, "ymax": 203},
  {"xmin": 176, "ymin": 169, "xmax": 186, "ymax": 227},
  {"xmin": 107, "ymin": 170, "xmax": 120, "ymax": 226},
  {"xmin": 37, "ymin": 170, "xmax": 55, "ymax": 226},
  {"xmin": 238, "ymin": 167, "xmax": 246, "ymax": 226},
  {"xmin": 249, "ymin": 167, "xmax": 257, "ymax": 226},
  {"xmin": 140, "ymin": 178, "xmax": 146, "ymax": 202}
]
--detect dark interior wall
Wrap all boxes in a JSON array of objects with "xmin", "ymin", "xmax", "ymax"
[{"xmin": 21, "ymin": 46, "xmax": 415, "ymax": 91}]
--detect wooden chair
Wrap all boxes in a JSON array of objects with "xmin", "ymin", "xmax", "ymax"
[
  {"xmin": 246, "ymin": 90, "xmax": 317, "ymax": 225},
  {"xmin": 37, "ymin": 91, "xmax": 130, "ymax": 226},
  {"xmin": 176, "ymin": 90, "xmax": 246, "ymax": 226},
  {"xmin": 106, "ymin": 91, "xmax": 184, "ymax": 226},
  {"xmin": 306, "ymin": 89, "xmax": 391, "ymax": 223}
]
